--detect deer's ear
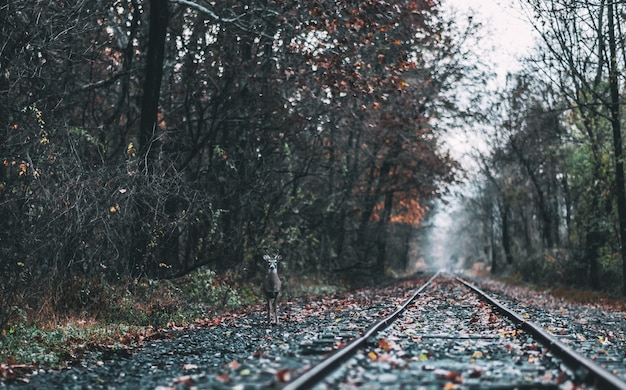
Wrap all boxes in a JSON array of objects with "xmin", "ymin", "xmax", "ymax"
[
  {"xmin": 263, "ymin": 255, "xmax": 270, "ymax": 261},
  {"xmin": 276, "ymin": 255, "xmax": 282, "ymax": 261}
]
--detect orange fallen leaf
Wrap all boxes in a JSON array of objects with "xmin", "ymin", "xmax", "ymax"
[
  {"xmin": 445, "ymin": 371, "xmax": 463, "ymax": 383},
  {"xmin": 377, "ymin": 338, "xmax": 392, "ymax": 351},
  {"xmin": 277, "ymin": 368, "xmax": 291, "ymax": 382}
]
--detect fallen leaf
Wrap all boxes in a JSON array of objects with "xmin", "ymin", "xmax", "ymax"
[
  {"xmin": 276, "ymin": 368, "xmax": 291, "ymax": 382},
  {"xmin": 445, "ymin": 371, "xmax": 463, "ymax": 383},
  {"xmin": 469, "ymin": 369, "xmax": 482, "ymax": 378},
  {"xmin": 182, "ymin": 364, "xmax": 198, "ymax": 370},
  {"xmin": 173, "ymin": 375, "xmax": 195, "ymax": 385},
  {"xmin": 377, "ymin": 338, "xmax": 392, "ymax": 351},
  {"xmin": 556, "ymin": 370, "xmax": 568, "ymax": 384}
]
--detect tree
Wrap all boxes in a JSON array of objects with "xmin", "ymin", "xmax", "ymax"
[
  {"xmin": 0, "ymin": 0, "xmax": 477, "ymax": 321},
  {"xmin": 523, "ymin": 0, "xmax": 626, "ymax": 293}
]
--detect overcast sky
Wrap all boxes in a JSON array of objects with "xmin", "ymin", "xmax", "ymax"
[
  {"xmin": 442, "ymin": 0, "xmax": 537, "ymax": 83},
  {"xmin": 424, "ymin": 1, "xmax": 539, "ymax": 270},
  {"xmin": 437, "ymin": 0, "xmax": 540, "ymax": 164}
]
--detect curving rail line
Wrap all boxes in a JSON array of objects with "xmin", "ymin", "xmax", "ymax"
[{"xmin": 283, "ymin": 273, "xmax": 626, "ymax": 390}]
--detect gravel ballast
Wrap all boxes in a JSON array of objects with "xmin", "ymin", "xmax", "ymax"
[{"xmin": 2, "ymin": 274, "xmax": 625, "ymax": 389}]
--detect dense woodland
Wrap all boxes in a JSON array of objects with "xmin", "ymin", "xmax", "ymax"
[
  {"xmin": 448, "ymin": 1, "xmax": 626, "ymax": 296},
  {"xmin": 0, "ymin": 0, "xmax": 477, "ymax": 325},
  {"xmin": 0, "ymin": 0, "xmax": 625, "ymax": 328}
]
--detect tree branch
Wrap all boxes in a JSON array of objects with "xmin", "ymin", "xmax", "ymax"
[
  {"xmin": 79, "ymin": 71, "xmax": 129, "ymax": 91},
  {"xmin": 168, "ymin": 0, "xmax": 238, "ymax": 22}
]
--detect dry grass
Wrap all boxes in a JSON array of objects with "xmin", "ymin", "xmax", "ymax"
[{"xmin": 549, "ymin": 286, "xmax": 626, "ymax": 312}]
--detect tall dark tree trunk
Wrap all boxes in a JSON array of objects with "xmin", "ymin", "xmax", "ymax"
[
  {"xmin": 139, "ymin": 0, "xmax": 169, "ymax": 159},
  {"xmin": 607, "ymin": 1, "xmax": 626, "ymax": 296},
  {"xmin": 131, "ymin": 0, "xmax": 169, "ymax": 276}
]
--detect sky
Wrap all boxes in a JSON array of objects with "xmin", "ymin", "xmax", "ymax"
[
  {"xmin": 422, "ymin": 0, "xmax": 539, "ymax": 271},
  {"xmin": 438, "ymin": 0, "xmax": 539, "ymax": 165},
  {"xmin": 442, "ymin": 0, "xmax": 537, "ymax": 84}
]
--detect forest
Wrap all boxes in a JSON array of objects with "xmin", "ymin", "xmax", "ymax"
[
  {"xmin": 447, "ymin": 0, "xmax": 626, "ymax": 297},
  {"xmin": 0, "ymin": 0, "xmax": 625, "ymax": 331}
]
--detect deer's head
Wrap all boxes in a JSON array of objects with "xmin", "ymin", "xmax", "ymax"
[{"xmin": 263, "ymin": 254, "xmax": 282, "ymax": 271}]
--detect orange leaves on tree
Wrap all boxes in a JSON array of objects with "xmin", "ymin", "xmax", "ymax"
[{"xmin": 371, "ymin": 198, "xmax": 425, "ymax": 227}]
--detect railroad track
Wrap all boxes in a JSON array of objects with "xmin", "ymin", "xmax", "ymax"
[{"xmin": 283, "ymin": 273, "xmax": 626, "ymax": 389}]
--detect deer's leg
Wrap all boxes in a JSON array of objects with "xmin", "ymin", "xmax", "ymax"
[
  {"xmin": 266, "ymin": 299, "xmax": 272, "ymax": 323},
  {"xmin": 273, "ymin": 296, "xmax": 279, "ymax": 324}
]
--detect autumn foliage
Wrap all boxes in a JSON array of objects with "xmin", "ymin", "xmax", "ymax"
[{"xmin": 0, "ymin": 0, "xmax": 468, "ymax": 325}]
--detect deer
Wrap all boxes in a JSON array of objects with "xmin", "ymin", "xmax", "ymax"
[{"xmin": 263, "ymin": 254, "xmax": 282, "ymax": 325}]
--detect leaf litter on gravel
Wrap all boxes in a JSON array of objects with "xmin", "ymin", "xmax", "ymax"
[
  {"xmin": 316, "ymin": 277, "xmax": 577, "ymax": 389},
  {"xmin": 468, "ymin": 276, "xmax": 626, "ymax": 382},
  {"xmin": 5, "ymin": 276, "xmax": 430, "ymax": 389}
]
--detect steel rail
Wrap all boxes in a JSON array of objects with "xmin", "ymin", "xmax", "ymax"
[
  {"xmin": 282, "ymin": 272, "xmax": 440, "ymax": 390},
  {"xmin": 456, "ymin": 276, "xmax": 626, "ymax": 390}
]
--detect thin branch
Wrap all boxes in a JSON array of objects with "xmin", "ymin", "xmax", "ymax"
[
  {"xmin": 168, "ymin": 0, "xmax": 239, "ymax": 22},
  {"xmin": 79, "ymin": 71, "xmax": 130, "ymax": 91}
]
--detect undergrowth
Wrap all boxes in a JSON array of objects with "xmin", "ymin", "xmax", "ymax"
[
  {"xmin": 499, "ymin": 273, "xmax": 626, "ymax": 312},
  {"xmin": 0, "ymin": 268, "xmax": 344, "ymax": 370}
]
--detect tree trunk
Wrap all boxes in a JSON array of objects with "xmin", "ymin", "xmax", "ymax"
[
  {"xmin": 139, "ymin": 0, "xmax": 169, "ymax": 159},
  {"xmin": 586, "ymin": 220, "xmax": 602, "ymax": 290},
  {"xmin": 607, "ymin": 1, "xmax": 626, "ymax": 296},
  {"xmin": 131, "ymin": 0, "xmax": 169, "ymax": 276},
  {"xmin": 375, "ymin": 190, "xmax": 394, "ymax": 274},
  {"xmin": 501, "ymin": 201, "xmax": 513, "ymax": 264}
]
